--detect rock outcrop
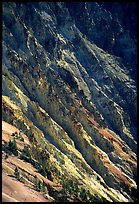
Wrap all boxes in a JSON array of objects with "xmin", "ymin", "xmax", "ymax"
[{"xmin": 2, "ymin": 2, "xmax": 137, "ymax": 202}]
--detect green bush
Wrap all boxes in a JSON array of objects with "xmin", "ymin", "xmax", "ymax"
[
  {"xmin": 14, "ymin": 167, "xmax": 20, "ymax": 180},
  {"xmin": 91, "ymin": 194, "xmax": 102, "ymax": 202},
  {"xmin": 20, "ymin": 137, "xmax": 24, "ymax": 142},
  {"xmin": 22, "ymin": 146, "xmax": 31, "ymax": 157},
  {"xmin": 4, "ymin": 139, "xmax": 18, "ymax": 156},
  {"xmin": 60, "ymin": 178, "xmax": 81, "ymax": 201},
  {"xmin": 34, "ymin": 176, "xmax": 46, "ymax": 192},
  {"xmin": 12, "ymin": 131, "xmax": 20, "ymax": 139},
  {"xmin": 80, "ymin": 188, "xmax": 88, "ymax": 201},
  {"xmin": 20, "ymin": 146, "xmax": 32, "ymax": 162},
  {"xmin": 60, "ymin": 177, "xmax": 102, "ymax": 202}
]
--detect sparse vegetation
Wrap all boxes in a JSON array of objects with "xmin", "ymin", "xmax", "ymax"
[
  {"xmin": 20, "ymin": 145, "xmax": 32, "ymax": 162},
  {"xmin": 12, "ymin": 131, "xmax": 18, "ymax": 138},
  {"xmin": 20, "ymin": 137, "xmax": 24, "ymax": 142},
  {"xmin": 22, "ymin": 133, "xmax": 104, "ymax": 201},
  {"xmin": 24, "ymin": 136, "xmax": 55, "ymax": 180},
  {"xmin": 12, "ymin": 131, "xmax": 24, "ymax": 141},
  {"xmin": 34, "ymin": 162, "xmax": 50, "ymax": 178},
  {"xmin": 3, "ymin": 139, "xmax": 18, "ymax": 156},
  {"xmin": 58, "ymin": 177, "xmax": 103, "ymax": 202},
  {"xmin": 20, "ymin": 144, "xmax": 52, "ymax": 180},
  {"xmin": 34, "ymin": 175, "xmax": 46, "ymax": 192},
  {"xmin": 5, "ymin": 154, "xmax": 8, "ymax": 159},
  {"xmin": 14, "ymin": 167, "xmax": 21, "ymax": 180},
  {"xmin": 97, "ymin": 175, "xmax": 100, "ymax": 181}
]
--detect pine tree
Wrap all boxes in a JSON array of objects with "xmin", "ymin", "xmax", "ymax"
[
  {"xmin": 8, "ymin": 139, "xmax": 18, "ymax": 156},
  {"xmin": 34, "ymin": 175, "xmax": 40, "ymax": 191},
  {"xmin": 14, "ymin": 167, "xmax": 20, "ymax": 180},
  {"xmin": 42, "ymin": 180, "xmax": 46, "ymax": 192},
  {"xmin": 80, "ymin": 188, "xmax": 88, "ymax": 201}
]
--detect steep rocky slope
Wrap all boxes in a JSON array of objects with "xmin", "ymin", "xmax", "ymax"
[
  {"xmin": 2, "ymin": 121, "xmax": 61, "ymax": 202},
  {"xmin": 2, "ymin": 2, "xmax": 137, "ymax": 202}
]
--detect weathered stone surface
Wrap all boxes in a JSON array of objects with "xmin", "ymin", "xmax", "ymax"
[{"xmin": 2, "ymin": 2, "xmax": 137, "ymax": 202}]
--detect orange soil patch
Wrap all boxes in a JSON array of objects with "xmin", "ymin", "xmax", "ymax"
[
  {"xmin": 2, "ymin": 130, "xmax": 12, "ymax": 144},
  {"xmin": 3, "ymin": 154, "xmax": 62, "ymax": 191},
  {"xmin": 106, "ymin": 163, "xmax": 130, "ymax": 186},
  {"xmin": 4, "ymin": 156, "xmax": 38, "ymax": 175},
  {"xmin": 112, "ymin": 142, "xmax": 136, "ymax": 166},
  {"xmin": 2, "ymin": 121, "xmax": 19, "ymax": 134},
  {"xmin": 2, "ymin": 130, "xmax": 29, "ymax": 151},
  {"xmin": 2, "ymin": 192, "xmax": 19, "ymax": 202},
  {"xmin": 2, "ymin": 120, "xmax": 30, "ymax": 146},
  {"xmin": 2, "ymin": 120, "xmax": 62, "ymax": 192},
  {"xmin": 2, "ymin": 161, "xmax": 15, "ymax": 175},
  {"xmin": 99, "ymin": 128, "xmax": 117, "ymax": 143},
  {"xmin": 2, "ymin": 173, "xmax": 52, "ymax": 202},
  {"xmin": 99, "ymin": 128, "xmax": 136, "ymax": 161},
  {"xmin": 98, "ymin": 129, "xmax": 134, "ymax": 157},
  {"xmin": 81, "ymin": 107, "xmax": 100, "ymax": 128},
  {"xmin": 99, "ymin": 128, "xmax": 126, "ymax": 157},
  {"xmin": 113, "ymin": 141, "xmax": 123, "ymax": 154}
]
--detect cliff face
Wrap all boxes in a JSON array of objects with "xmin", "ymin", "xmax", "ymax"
[{"xmin": 2, "ymin": 2, "xmax": 137, "ymax": 202}]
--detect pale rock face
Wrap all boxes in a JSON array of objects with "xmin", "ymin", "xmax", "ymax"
[{"xmin": 2, "ymin": 2, "xmax": 137, "ymax": 202}]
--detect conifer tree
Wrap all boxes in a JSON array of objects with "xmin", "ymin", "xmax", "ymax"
[{"xmin": 14, "ymin": 167, "xmax": 20, "ymax": 180}]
